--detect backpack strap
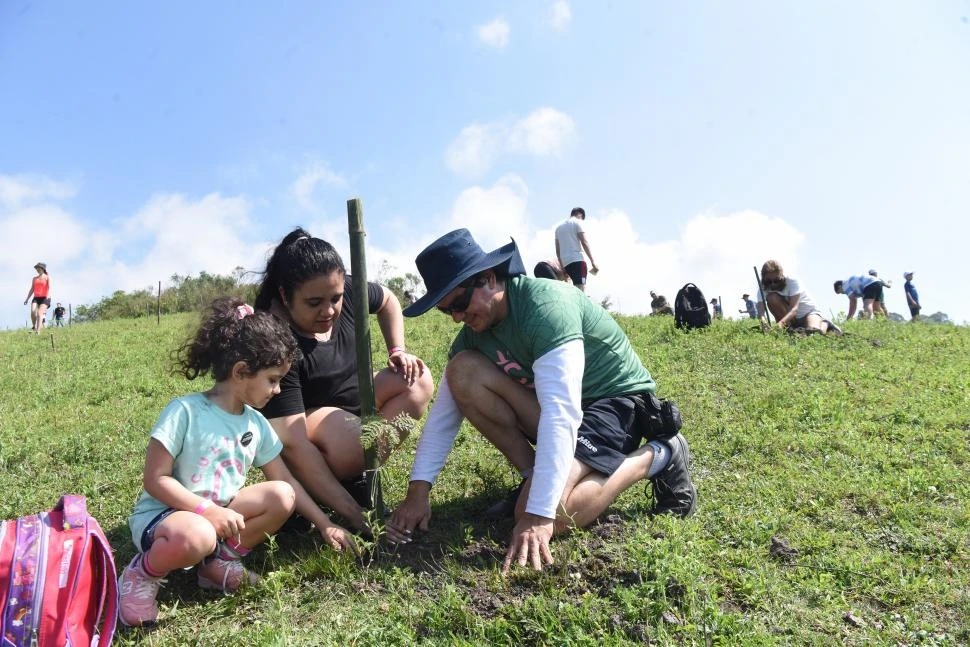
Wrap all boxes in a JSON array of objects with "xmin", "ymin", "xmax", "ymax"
[
  {"xmin": 54, "ymin": 497, "xmax": 118, "ymax": 647},
  {"xmin": 87, "ymin": 521, "xmax": 118, "ymax": 646}
]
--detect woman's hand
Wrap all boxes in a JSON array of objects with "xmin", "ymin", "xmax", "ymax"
[{"xmin": 387, "ymin": 350, "xmax": 426, "ymax": 387}]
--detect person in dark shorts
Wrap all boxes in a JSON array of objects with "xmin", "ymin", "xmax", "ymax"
[
  {"xmin": 554, "ymin": 207, "xmax": 599, "ymax": 292},
  {"xmin": 387, "ymin": 229, "xmax": 695, "ymax": 574},
  {"xmin": 834, "ymin": 274, "xmax": 884, "ymax": 320},
  {"xmin": 23, "ymin": 262, "xmax": 51, "ymax": 333},
  {"xmin": 903, "ymin": 271, "xmax": 921, "ymax": 321}
]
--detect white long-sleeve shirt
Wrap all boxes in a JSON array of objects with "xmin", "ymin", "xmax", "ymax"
[{"xmin": 410, "ymin": 340, "xmax": 585, "ymax": 519}]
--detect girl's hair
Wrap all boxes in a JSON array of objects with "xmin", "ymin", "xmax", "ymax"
[
  {"xmin": 254, "ymin": 227, "xmax": 345, "ymax": 311},
  {"xmin": 174, "ymin": 297, "xmax": 301, "ymax": 381}
]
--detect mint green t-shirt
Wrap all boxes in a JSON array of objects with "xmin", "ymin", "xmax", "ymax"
[
  {"xmin": 450, "ymin": 276, "xmax": 655, "ymax": 399},
  {"xmin": 128, "ymin": 392, "xmax": 283, "ymax": 548}
]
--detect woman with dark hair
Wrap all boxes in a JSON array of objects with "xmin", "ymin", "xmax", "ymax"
[
  {"xmin": 255, "ymin": 227, "xmax": 434, "ymax": 532},
  {"xmin": 23, "ymin": 262, "xmax": 51, "ymax": 333}
]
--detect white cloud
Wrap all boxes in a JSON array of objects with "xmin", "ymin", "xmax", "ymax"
[
  {"xmin": 477, "ymin": 16, "xmax": 510, "ymax": 49},
  {"xmin": 444, "ymin": 123, "xmax": 506, "ymax": 178},
  {"xmin": 0, "ymin": 174, "xmax": 77, "ymax": 209},
  {"xmin": 508, "ymin": 108, "xmax": 576, "ymax": 157},
  {"xmin": 0, "ymin": 184, "xmax": 272, "ymax": 330},
  {"xmin": 550, "ymin": 1, "xmax": 572, "ymax": 31},
  {"xmin": 449, "ymin": 174, "xmax": 532, "ymax": 251},
  {"xmin": 290, "ymin": 161, "xmax": 347, "ymax": 211},
  {"xmin": 444, "ymin": 107, "xmax": 576, "ymax": 178}
]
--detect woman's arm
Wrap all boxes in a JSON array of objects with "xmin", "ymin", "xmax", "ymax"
[
  {"xmin": 268, "ymin": 413, "xmax": 367, "ymax": 530},
  {"xmin": 375, "ymin": 287, "xmax": 406, "ymax": 354},
  {"xmin": 375, "ymin": 286, "xmax": 426, "ymax": 383},
  {"xmin": 260, "ymin": 456, "xmax": 356, "ymax": 551},
  {"xmin": 24, "ymin": 282, "xmax": 34, "ymax": 304}
]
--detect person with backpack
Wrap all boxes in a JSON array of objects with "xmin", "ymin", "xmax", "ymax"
[
  {"xmin": 385, "ymin": 229, "xmax": 696, "ymax": 575},
  {"xmin": 759, "ymin": 260, "xmax": 840, "ymax": 334},
  {"xmin": 119, "ymin": 298, "xmax": 356, "ymax": 628}
]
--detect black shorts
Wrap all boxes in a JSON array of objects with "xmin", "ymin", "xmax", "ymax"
[
  {"xmin": 909, "ymin": 305, "xmax": 921, "ymax": 317},
  {"xmin": 862, "ymin": 282, "xmax": 882, "ymax": 301},
  {"xmin": 573, "ymin": 395, "xmax": 643, "ymax": 476},
  {"xmin": 32, "ymin": 297, "xmax": 51, "ymax": 307},
  {"xmin": 139, "ymin": 508, "xmax": 177, "ymax": 552},
  {"xmin": 563, "ymin": 261, "xmax": 587, "ymax": 286},
  {"xmin": 533, "ymin": 261, "xmax": 560, "ymax": 280}
]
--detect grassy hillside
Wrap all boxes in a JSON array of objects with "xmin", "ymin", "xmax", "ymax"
[{"xmin": 1, "ymin": 314, "xmax": 967, "ymax": 646}]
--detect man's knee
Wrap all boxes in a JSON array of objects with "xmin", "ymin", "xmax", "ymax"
[{"xmin": 445, "ymin": 351, "xmax": 495, "ymax": 395}]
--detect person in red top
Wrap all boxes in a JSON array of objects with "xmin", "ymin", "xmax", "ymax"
[{"xmin": 23, "ymin": 262, "xmax": 51, "ymax": 334}]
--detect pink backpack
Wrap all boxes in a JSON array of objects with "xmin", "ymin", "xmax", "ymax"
[{"xmin": 0, "ymin": 495, "xmax": 118, "ymax": 646}]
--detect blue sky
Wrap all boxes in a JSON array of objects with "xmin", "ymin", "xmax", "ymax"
[{"xmin": 2, "ymin": 2, "xmax": 969, "ymax": 329}]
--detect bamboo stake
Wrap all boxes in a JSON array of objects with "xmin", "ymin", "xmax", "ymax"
[
  {"xmin": 346, "ymin": 198, "xmax": 383, "ymax": 521},
  {"xmin": 753, "ymin": 265, "xmax": 772, "ymax": 327}
]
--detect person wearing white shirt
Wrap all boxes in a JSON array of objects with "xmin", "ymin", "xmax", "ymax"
[
  {"xmin": 758, "ymin": 259, "xmax": 840, "ymax": 334},
  {"xmin": 554, "ymin": 207, "xmax": 599, "ymax": 292}
]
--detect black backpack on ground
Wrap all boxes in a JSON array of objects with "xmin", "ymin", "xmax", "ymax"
[{"xmin": 674, "ymin": 283, "xmax": 711, "ymax": 330}]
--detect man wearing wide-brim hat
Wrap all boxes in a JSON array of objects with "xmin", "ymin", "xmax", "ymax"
[{"xmin": 387, "ymin": 229, "xmax": 696, "ymax": 574}]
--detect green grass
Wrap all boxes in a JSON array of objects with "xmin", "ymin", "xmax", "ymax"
[{"xmin": 1, "ymin": 315, "xmax": 967, "ymax": 645}]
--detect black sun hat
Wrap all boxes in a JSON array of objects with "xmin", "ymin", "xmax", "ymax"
[{"xmin": 403, "ymin": 229, "xmax": 524, "ymax": 317}]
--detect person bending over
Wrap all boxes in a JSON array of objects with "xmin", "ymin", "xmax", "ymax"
[
  {"xmin": 255, "ymin": 228, "xmax": 434, "ymax": 533},
  {"xmin": 387, "ymin": 229, "xmax": 695, "ymax": 574}
]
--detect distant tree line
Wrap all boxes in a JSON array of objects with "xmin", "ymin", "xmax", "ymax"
[
  {"xmin": 74, "ymin": 263, "xmax": 425, "ymax": 322},
  {"xmin": 75, "ymin": 269, "xmax": 257, "ymax": 322}
]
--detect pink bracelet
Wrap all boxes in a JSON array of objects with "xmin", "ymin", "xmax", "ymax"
[
  {"xmin": 388, "ymin": 346, "xmax": 405, "ymax": 356},
  {"xmin": 194, "ymin": 500, "xmax": 212, "ymax": 515}
]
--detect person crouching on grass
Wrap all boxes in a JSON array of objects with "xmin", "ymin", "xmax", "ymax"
[
  {"xmin": 119, "ymin": 297, "xmax": 356, "ymax": 628},
  {"xmin": 387, "ymin": 229, "xmax": 696, "ymax": 575}
]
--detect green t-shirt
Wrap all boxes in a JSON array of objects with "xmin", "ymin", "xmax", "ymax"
[
  {"xmin": 128, "ymin": 392, "xmax": 283, "ymax": 548},
  {"xmin": 450, "ymin": 276, "xmax": 655, "ymax": 399}
]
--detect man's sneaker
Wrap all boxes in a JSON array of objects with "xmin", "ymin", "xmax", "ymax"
[
  {"xmin": 197, "ymin": 557, "xmax": 260, "ymax": 593},
  {"xmin": 649, "ymin": 433, "xmax": 697, "ymax": 518},
  {"xmin": 483, "ymin": 479, "xmax": 526, "ymax": 519},
  {"xmin": 118, "ymin": 555, "xmax": 165, "ymax": 627}
]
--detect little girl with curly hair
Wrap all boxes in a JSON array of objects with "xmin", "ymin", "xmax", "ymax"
[{"xmin": 119, "ymin": 297, "xmax": 356, "ymax": 628}]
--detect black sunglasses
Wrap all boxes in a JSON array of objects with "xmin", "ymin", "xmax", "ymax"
[{"xmin": 437, "ymin": 277, "xmax": 485, "ymax": 315}]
